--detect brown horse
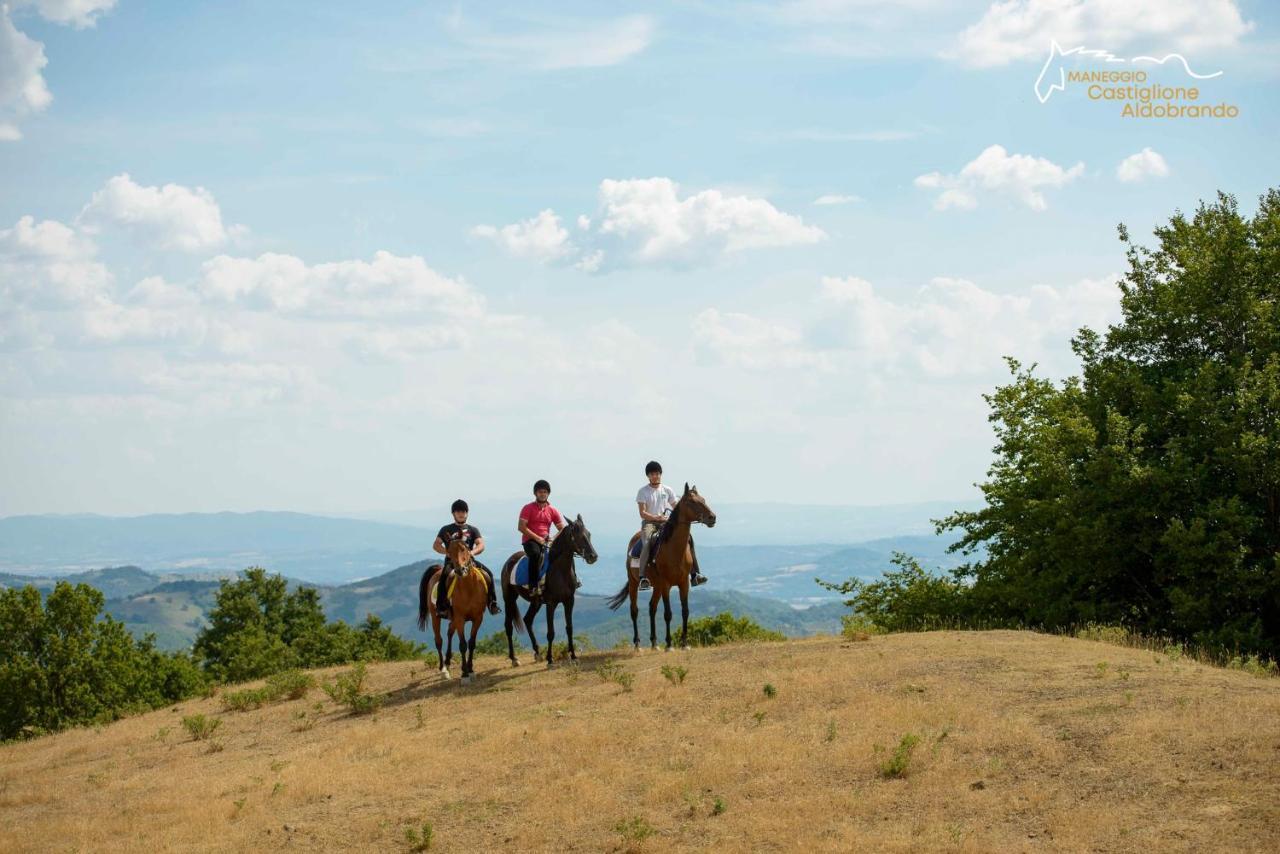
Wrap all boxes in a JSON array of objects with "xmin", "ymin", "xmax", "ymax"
[
  {"xmin": 417, "ymin": 539, "xmax": 491, "ymax": 682},
  {"xmin": 606, "ymin": 483, "xmax": 716, "ymax": 651}
]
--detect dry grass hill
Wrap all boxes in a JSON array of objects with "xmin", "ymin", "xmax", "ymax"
[{"xmin": 2, "ymin": 631, "xmax": 1278, "ymax": 852}]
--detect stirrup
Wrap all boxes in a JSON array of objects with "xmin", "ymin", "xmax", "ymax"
[
  {"xmin": 487, "ymin": 602, "xmax": 501, "ymax": 615},
  {"xmin": 690, "ymin": 573, "xmax": 707, "ymax": 587},
  {"xmin": 638, "ymin": 576, "xmax": 651, "ymax": 591}
]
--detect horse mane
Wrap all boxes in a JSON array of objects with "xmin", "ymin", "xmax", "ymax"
[
  {"xmin": 655, "ymin": 494, "xmax": 689, "ymax": 548},
  {"xmin": 549, "ymin": 519, "xmax": 576, "ymax": 561}
]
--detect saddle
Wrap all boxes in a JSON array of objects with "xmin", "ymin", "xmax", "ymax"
[
  {"xmin": 512, "ymin": 551, "xmax": 552, "ymax": 587},
  {"xmin": 627, "ymin": 529, "xmax": 661, "ymax": 572}
]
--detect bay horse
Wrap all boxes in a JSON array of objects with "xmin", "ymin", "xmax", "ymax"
[
  {"xmin": 500, "ymin": 514, "xmax": 598, "ymax": 668},
  {"xmin": 607, "ymin": 483, "xmax": 716, "ymax": 651},
  {"xmin": 417, "ymin": 539, "xmax": 491, "ymax": 682}
]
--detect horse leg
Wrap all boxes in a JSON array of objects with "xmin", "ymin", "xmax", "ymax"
[
  {"xmin": 525, "ymin": 602, "xmax": 542, "ymax": 661},
  {"xmin": 564, "ymin": 600, "xmax": 576, "ymax": 662},
  {"xmin": 445, "ymin": 626, "xmax": 455, "ymax": 670},
  {"xmin": 648, "ymin": 588, "xmax": 660, "ymax": 651},
  {"xmin": 433, "ymin": 614, "xmax": 448, "ymax": 678},
  {"xmin": 678, "ymin": 581, "xmax": 691, "ymax": 650},
  {"xmin": 663, "ymin": 588, "xmax": 674, "ymax": 651},
  {"xmin": 545, "ymin": 602, "xmax": 557, "ymax": 669},
  {"xmin": 629, "ymin": 582, "xmax": 640, "ymax": 651},
  {"xmin": 465, "ymin": 618, "xmax": 479, "ymax": 681},
  {"xmin": 504, "ymin": 594, "xmax": 519, "ymax": 666}
]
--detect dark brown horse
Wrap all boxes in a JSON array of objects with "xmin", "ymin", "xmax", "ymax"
[
  {"xmin": 418, "ymin": 539, "xmax": 491, "ymax": 681},
  {"xmin": 500, "ymin": 514, "xmax": 597, "ymax": 668},
  {"xmin": 607, "ymin": 484, "xmax": 716, "ymax": 650}
]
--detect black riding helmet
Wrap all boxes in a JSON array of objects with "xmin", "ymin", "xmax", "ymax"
[
  {"xmin": 450, "ymin": 499, "xmax": 468, "ymax": 514},
  {"xmin": 645, "ymin": 461, "xmax": 662, "ymax": 475},
  {"xmin": 533, "ymin": 479, "xmax": 551, "ymax": 493}
]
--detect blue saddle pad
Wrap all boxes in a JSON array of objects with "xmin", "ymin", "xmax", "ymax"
[
  {"xmin": 630, "ymin": 537, "xmax": 644, "ymax": 558},
  {"xmin": 514, "ymin": 552, "xmax": 552, "ymax": 586}
]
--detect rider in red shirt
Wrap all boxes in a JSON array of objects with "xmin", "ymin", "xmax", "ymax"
[{"xmin": 517, "ymin": 479, "xmax": 566, "ymax": 594}]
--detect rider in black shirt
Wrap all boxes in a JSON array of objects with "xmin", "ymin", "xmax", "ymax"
[{"xmin": 433, "ymin": 499, "xmax": 501, "ymax": 616}]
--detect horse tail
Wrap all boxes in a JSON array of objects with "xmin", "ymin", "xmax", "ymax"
[
  {"xmin": 606, "ymin": 581, "xmax": 631, "ymax": 611},
  {"xmin": 417, "ymin": 566, "xmax": 437, "ymax": 632},
  {"xmin": 503, "ymin": 558, "xmax": 527, "ymax": 634}
]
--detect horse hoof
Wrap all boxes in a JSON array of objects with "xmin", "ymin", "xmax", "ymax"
[
  {"xmin": 510, "ymin": 658, "xmax": 520, "ymax": 668},
  {"xmin": 680, "ymin": 645, "xmax": 690, "ymax": 652},
  {"xmin": 462, "ymin": 675, "xmax": 473, "ymax": 685},
  {"xmin": 441, "ymin": 669, "xmax": 451, "ymax": 680},
  {"xmin": 632, "ymin": 644, "xmax": 640, "ymax": 653}
]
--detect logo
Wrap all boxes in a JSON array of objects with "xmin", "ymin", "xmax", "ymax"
[{"xmin": 1034, "ymin": 40, "xmax": 1237, "ymax": 119}]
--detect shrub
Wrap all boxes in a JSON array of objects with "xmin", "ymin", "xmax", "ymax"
[
  {"xmin": 321, "ymin": 663, "xmax": 382, "ymax": 715},
  {"xmin": 818, "ymin": 552, "xmax": 971, "ymax": 633},
  {"xmin": 685, "ymin": 612, "xmax": 784, "ymax": 647},
  {"xmin": 182, "ymin": 714, "xmax": 222, "ymax": 741},
  {"xmin": 614, "ymin": 816, "xmax": 654, "ymax": 842},
  {"xmin": 404, "ymin": 821, "xmax": 434, "ymax": 851},
  {"xmin": 660, "ymin": 664, "xmax": 688, "ymax": 685},
  {"xmin": 879, "ymin": 733, "xmax": 921, "ymax": 778},
  {"xmin": 265, "ymin": 669, "xmax": 315, "ymax": 700}
]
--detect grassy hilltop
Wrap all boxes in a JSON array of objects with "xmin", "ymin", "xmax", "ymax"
[{"xmin": 2, "ymin": 631, "xmax": 1278, "ymax": 852}]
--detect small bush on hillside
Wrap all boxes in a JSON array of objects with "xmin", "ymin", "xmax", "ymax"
[
  {"xmin": 322, "ymin": 662, "xmax": 382, "ymax": 715},
  {"xmin": 660, "ymin": 664, "xmax": 688, "ymax": 685},
  {"xmin": 614, "ymin": 816, "xmax": 654, "ymax": 842},
  {"xmin": 182, "ymin": 714, "xmax": 221, "ymax": 741},
  {"xmin": 1227, "ymin": 654, "xmax": 1279, "ymax": 677},
  {"xmin": 1075, "ymin": 624, "xmax": 1131, "ymax": 646},
  {"xmin": 404, "ymin": 821, "xmax": 434, "ymax": 851},
  {"xmin": 879, "ymin": 733, "xmax": 921, "ymax": 778},
  {"xmin": 841, "ymin": 613, "xmax": 883, "ymax": 641},
  {"xmin": 474, "ymin": 631, "xmax": 521, "ymax": 656},
  {"xmin": 266, "ymin": 669, "xmax": 315, "ymax": 699},
  {"xmin": 685, "ymin": 612, "xmax": 784, "ymax": 646}
]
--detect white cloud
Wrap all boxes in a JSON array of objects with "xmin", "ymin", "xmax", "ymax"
[
  {"xmin": 199, "ymin": 250, "xmax": 485, "ymax": 319},
  {"xmin": 0, "ymin": 8, "xmax": 51, "ymax": 140},
  {"xmin": 692, "ymin": 308, "xmax": 831, "ymax": 371},
  {"xmin": 79, "ymin": 174, "xmax": 243, "ymax": 252},
  {"xmin": 0, "ymin": 1, "xmax": 114, "ymax": 140},
  {"xmin": 1116, "ymin": 147, "xmax": 1169, "ymax": 183},
  {"xmin": 12, "ymin": 0, "xmax": 117, "ymax": 29},
  {"xmin": 813, "ymin": 194, "xmax": 861, "ymax": 206},
  {"xmin": 949, "ymin": 0, "xmax": 1253, "ymax": 67},
  {"xmin": 480, "ymin": 178, "xmax": 825, "ymax": 272},
  {"xmin": 451, "ymin": 13, "xmax": 654, "ymax": 70},
  {"xmin": 0, "ymin": 215, "xmax": 111, "ymax": 308},
  {"xmin": 915, "ymin": 144, "xmax": 1083, "ymax": 211},
  {"xmin": 472, "ymin": 209, "xmax": 574, "ymax": 263}
]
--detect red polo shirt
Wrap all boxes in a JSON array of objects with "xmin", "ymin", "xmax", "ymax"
[{"xmin": 519, "ymin": 501, "xmax": 563, "ymax": 543}]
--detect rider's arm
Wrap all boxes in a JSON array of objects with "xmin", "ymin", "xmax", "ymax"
[
  {"xmin": 432, "ymin": 535, "xmax": 447, "ymax": 556},
  {"xmin": 472, "ymin": 535, "xmax": 485, "ymax": 556},
  {"xmin": 517, "ymin": 517, "xmax": 544, "ymax": 545},
  {"xmin": 638, "ymin": 501, "xmax": 663, "ymax": 523}
]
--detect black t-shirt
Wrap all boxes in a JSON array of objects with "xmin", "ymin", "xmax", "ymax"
[{"xmin": 436, "ymin": 523, "xmax": 481, "ymax": 550}]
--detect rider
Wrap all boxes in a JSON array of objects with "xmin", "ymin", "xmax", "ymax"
[
  {"xmin": 433, "ymin": 499, "xmax": 501, "ymax": 617},
  {"xmin": 517, "ymin": 479, "xmax": 566, "ymax": 595},
  {"xmin": 635, "ymin": 460, "xmax": 706, "ymax": 590}
]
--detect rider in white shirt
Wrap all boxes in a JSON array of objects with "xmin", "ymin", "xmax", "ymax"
[{"xmin": 635, "ymin": 460, "xmax": 706, "ymax": 590}]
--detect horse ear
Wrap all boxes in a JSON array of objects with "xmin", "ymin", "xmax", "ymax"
[
  {"xmin": 683, "ymin": 482, "xmax": 690, "ymax": 494},
  {"xmin": 576, "ymin": 513, "xmax": 583, "ymax": 523}
]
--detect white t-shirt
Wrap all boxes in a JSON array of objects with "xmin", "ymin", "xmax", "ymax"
[{"xmin": 636, "ymin": 483, "xmax": 678, "ymax": 519}]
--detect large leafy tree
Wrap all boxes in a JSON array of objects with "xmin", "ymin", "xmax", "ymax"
[
  {"xmin": 193, "ymin": 567, "xmax": 422, "ymax": 682},
  {"xmin": 938, "ymin": 190, "xmax": 1280, "ymax": 657},
  {"xmin": 0, "ymin": 582, "xmax": 205, "ymax": 739}
]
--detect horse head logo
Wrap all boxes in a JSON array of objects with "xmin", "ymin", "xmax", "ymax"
[{"xmin": 1034, "ymin": 39, "xmax": 1223, "ymax": 104}]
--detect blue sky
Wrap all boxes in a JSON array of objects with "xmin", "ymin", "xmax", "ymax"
[{"xmin": 2, "ymin": 1, "xmax": 1277, "ymax": 518}]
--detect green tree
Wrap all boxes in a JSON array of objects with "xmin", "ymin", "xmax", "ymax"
[
  {"xmin": 817, "ymin": 552, "xmax": 971, "ymax": 632},
  {"xmin": 0, "ymin": 582, "xmax": 206, "ymax": 740},
  {"xmin": 936, "ymin": 189, "xmax": 1280, "ymax": 658},
  {"xmin": 193, "ymin": 568, "xmax": 422, "ymax": 682}
]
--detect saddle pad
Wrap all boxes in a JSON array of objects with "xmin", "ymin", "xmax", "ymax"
[
  {"xmin": 513, "ymin": 552, "xmax": 551, "ymax": 586},
  {"xmin": 629, "ymin": 536, "xmax": 644, "ymax": 558}
]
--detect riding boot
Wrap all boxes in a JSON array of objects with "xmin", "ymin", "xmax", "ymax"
[
  {"xmin": 436, "ymin": 566, "xmax": 452, "ymax": 617},
  {"xmin": 481, "ymin": 567, "xmax": 500, "ymax": 615},
  {"xmin": 689, "ymin": 537, "xmax": 707, "ymax": 586}
]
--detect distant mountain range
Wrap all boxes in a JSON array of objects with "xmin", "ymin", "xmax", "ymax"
[
  {"xmin": 1, "ymin": 562, "xmax": 850, "ymax": 651},
  {"xmin": 0, "ymin": 501, "xmax": 979, "ymax": 584}
]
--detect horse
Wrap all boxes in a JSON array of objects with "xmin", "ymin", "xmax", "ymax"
[
  {"xmin": 417, "ymin": 539, "xmax": 490, "ymax": 682},
  {"xmin": 606, "ymin": 483, "xmax": 716, "ymax": 651},
  {"xmin": 499, "ymin": 514, "xmax": 598, "ymax": 668}
]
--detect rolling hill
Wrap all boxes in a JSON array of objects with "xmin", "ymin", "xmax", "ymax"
[{"xmin": 2, "ymin": 631, "xmax": 1275, "ymax": 851}]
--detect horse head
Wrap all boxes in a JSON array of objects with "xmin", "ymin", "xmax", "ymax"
[
  {"xmin": 681, "ymin": 482, "xmax": 717, "ymax": 528},
  {"xmin": 446, "ymin": 538, "xmax": 475, "ymax": 572},
  {"xmin": 561, "ymin": 514, "xmax": 598, "ymax": 564}
]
